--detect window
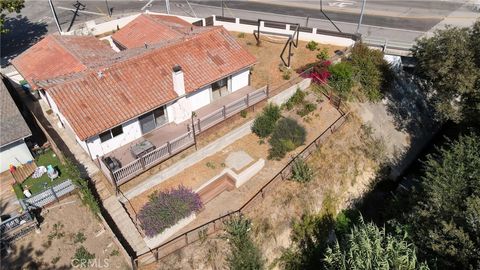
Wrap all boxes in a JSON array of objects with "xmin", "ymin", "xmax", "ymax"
[
  {"xmin": 111, "ymin": 126, "xmax": 123, "ymax": 137},
  {"xmin": 99, "ymin": 125, "xmax": 123, "ymax": 143}
]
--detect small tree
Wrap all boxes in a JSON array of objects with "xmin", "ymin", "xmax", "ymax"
[
  {"xmin": 224, "ymin": 214, "xmax": 265, "ymax": 270},
  {"xmin": 0, "ymin": 0, "xmax": 25, "ymax": 33},
  {"xmin": 251, "ymin": 103, "xmax": 281, "ymax": 138}
]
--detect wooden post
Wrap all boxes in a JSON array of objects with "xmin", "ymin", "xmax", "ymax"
[
  {"xmin": 246, "ymin": 93, "xmax": 250, "ymax": 107},
  {"xmin": 191, "ymin": 115, "xmax": 198, "ymax": 151},
  {"xmin": 266, "ymin": 84, "xmax": 270, "ymax": 97}
]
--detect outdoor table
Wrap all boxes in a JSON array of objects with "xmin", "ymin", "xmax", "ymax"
[{"xmin": 131, "ymin": 140, "xmax": 156, "ymax": 159}]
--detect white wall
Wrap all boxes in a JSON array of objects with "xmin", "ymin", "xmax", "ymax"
[
  {"xmin": 188, "ymin": 85, "xmax": 211, "ymax": 111},
  {"xmin": 83, "ymin": 118, "xmax": 143, "ymax": 158},
  {"xmin": 0, "ymin": 139, "xmax": 34, "ymax": 172},
  {"xmin": 231, "ymin": 68, "xmax": 250, "ymax": 92}
]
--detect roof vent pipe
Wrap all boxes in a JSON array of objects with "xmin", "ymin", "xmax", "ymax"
[{"xmin": 172, "ymin": 65, "xmax": 185, "ymax": 96}]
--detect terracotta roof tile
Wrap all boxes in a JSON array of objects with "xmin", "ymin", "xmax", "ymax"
[
  {"xmin": 12, "ymin": 35, "xmax": 114, "ymax": 89},
  {"xmin": 49, "ymin": 27, "xmax": 256, "ymax": 140},
  {"xmin": 112, "ymin": 14, "xmax": 193, "ymax": 49}
]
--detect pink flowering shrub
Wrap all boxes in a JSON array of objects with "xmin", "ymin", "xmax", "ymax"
[
  {"xmin": 297, "ymin": 60, "xmax": 331, "ymax": 84},
  {"xmin": 138, "ymin": 186, "xmax": 202, "ymax": 237}
]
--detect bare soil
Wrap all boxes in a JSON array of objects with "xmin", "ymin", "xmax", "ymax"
[
  {"xmin": 3, "ymin": 196, "xmax": 130, "ymax": 270},
  {"xmin": 232, "ymin": 32, "xmax": 345, "ymax": 90}
]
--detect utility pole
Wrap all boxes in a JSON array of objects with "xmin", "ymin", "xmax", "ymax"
[
  {"xmin": 221, "ymin": 0, "xmax": 224, "ymax": 17},
  {"xmin": 165, "ymin": 0, "xmax": 170, "ymax": 14},
  {"xmin": 48, "ymin": 0, "xmax": 62, "ymax": 34},
  {"xmin": 356, "ymin": 0, "xmax": 366, "ymax": 33},
  {"xmin": 105, "ymin": 0, "xmax": 111, "ymax": 17}
]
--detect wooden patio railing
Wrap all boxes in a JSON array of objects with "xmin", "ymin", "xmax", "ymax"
[{"xmin": 102, "ymin": 85, "xmax": 269, "ymax": 187}]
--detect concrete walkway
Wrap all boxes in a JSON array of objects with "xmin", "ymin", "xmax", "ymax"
[{"xmin": 121, "ymin": 119, "xmax": 254, "ymax": 200}]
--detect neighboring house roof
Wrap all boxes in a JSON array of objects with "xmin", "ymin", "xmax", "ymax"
[
  {"xmin": 12, "ymin": 35, "xmax": 115, "ymax": 89},
  {"xmin": 0, "ymin": 80, "xmax": 31, "ymax": 147},
  {"xmin": 112, "ymin": 14, "xmax": 193, "ymax": 49},
  {"xmin": 49, "ymin": 27, "xmax": 257, "ymax": 141}
]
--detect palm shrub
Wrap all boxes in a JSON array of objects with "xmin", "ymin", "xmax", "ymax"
[
  {"xmin": 251, "ymin": 103, "xmax": 281, "ymax": 138},
  {"xmin": 269, "ymin": 118, "xmax": 306, "ymax": 160},
  {"xmin": 290, "ymin": 157, "xmax": 314, "ymax": 183},
  {"xmin": 223, "ymin": 214, "xmax": 265, "ymax": 270},
  {"xmin": 138, "ymin": 186, "xmax": 202, "ymax": 237},
  {"xmin": 323, "ymin": 217, "xmax": 429, "ymax": 270}
]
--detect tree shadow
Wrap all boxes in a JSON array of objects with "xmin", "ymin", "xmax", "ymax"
[
  {"xmin": 1, "ymin": 15, "xmax": 48, "ymax": 68},
  {"xmin": 1, "ymin": 242, "xmax": 72, "ymax": 270}
]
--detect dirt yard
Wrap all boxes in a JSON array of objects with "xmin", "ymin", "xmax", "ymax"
[
  {"xmin": 2, "ymin": 196, "xmax": 130, "ymax": 270},
  {"xmin": 144, "ymin": 113, "xmax": 385, "ymax": 270},
  {"xmin": 232, "ymin": 32, "xmax": 345, "ymax": 90}
]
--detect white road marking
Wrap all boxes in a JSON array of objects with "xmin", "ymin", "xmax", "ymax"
[
  {"xmin": 56, "ymin": 6, "xmax": 105, "ymax": 16},
  {"xmin": 141, "ymin": 0, "xmax": 155, "ymax": 10},
  {"xmin": 328, "ymin": 1, "xmax": 356, "ymax": 8}
]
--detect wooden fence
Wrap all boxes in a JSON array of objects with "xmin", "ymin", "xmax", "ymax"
[
  {"xmin": 105, "ymin": 86, "xmax": 269, "ymax": 186},
  {"xmin": 133, "ymin": 111, "xmax": 349, "ymax": 268}
]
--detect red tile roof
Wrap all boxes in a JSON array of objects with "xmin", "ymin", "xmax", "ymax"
[
  {"xmin": 49, "ymin": 27, "xmax": 257, "ymax": 141},
  {"xmin": 12, "ymin": 35, "xmax": 114, "ymax": 89},
  {"xmin": 112, "ymin": 14, "xmax": 193, "ymax": 49}
]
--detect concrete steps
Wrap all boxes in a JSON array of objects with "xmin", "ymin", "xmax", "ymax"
[{"xmin": 103, "ymin": 196, "xmax": 149, "ymax": 256}]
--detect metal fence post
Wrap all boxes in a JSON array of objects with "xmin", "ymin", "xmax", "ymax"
[
  {"xmin": 222, "ymin": 105, "xmax": 226, "ymax": 119},
  {"xmin": 51, "ymin": 187, "xmax": 59, "ymax": 203},
  {"xmin": 167, "ymin": 142, "xmax": 172, "ymax": 155}
]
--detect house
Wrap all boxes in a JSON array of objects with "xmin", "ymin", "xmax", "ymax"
[
  {"xmin": 0, "ymin": 80, "xmax": 33, "ymax": 173},
  {"xmin": 12, "ymin": 15, "xmax": 258, "ymax": 165}
]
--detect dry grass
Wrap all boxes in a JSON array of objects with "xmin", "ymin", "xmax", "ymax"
[{"xmin": 232, "ymin": 32, "xmax": 345, "ymax": 90}]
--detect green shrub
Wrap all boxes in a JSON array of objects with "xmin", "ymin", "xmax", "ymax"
[
  {"xmin": 316, "ymin": 48, "xmax": 329, "ymax": 61},
  {"xmin": 291, "ymin": 157, "xmax": 314, "ymax": 183},
  {"xmin": 224, "ymin": 214, "xmax": 265, "ymax": 270},
  {"xmin": 328, "ymin": 62, "xmax": 354, "ymax": 98},
  {"xmin": 282, "ymin": 68, "xmax": 291, "ymax": 80},
  {"xmin": 251, "ymin": 104, "xmax": 281, "ymax": 138},
  {"xmin": 269, "ymin": 118, "xmax": 306, "ymax": 160},
  {"xmin": 72, "ymin": 246, "xmax": 95, "ymax": 268},
  {"xmin": 65, "ymin": 159, "xmax": 100, "ymax": 215},
  {"xmin": 285, "ymin": 89, "xmax": 306, "ymax": 110},
  {"xmin": 240, "ymin": 110, "xmax": 248, "ymax": 118},
  {"xmin": 73, "ymin": 231, "xmax": 86, "ymax": 244},
  {"xmin": 306, "ymin": 40, "xmax": 318, "ymax": 51},
  {"xmin": 297, "ymin": 102, "xmax": 317, "ymax": 117}
]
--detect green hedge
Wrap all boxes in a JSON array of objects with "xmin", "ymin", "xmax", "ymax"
[{"xmin": 251, "ymin": 104, "xmax": 281, "ymax": 138}]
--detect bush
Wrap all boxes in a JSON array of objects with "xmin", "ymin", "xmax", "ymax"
[
  {"xmin": 224, "ymin": 214, "xmax": 265, "ymax": 270},
  {"xmin": 285, "ymin": 88, "xmax": 306, "ymax": 110},
  {"xmin": 138, "ymin": 186, "xmax": 202, "ymax": 237},
  {"xmin": 251, "ymin": 104, "xmax": 281, "ymax": 138},
  {"xmin": 269, "ymin": 118, "xmax": 306, "ymax": 160},
  {"xmin": 350, "ymin": 43, "xmax": 391, "ymax": 101},
  {"xmin": 72, "ymin": 246, "xmax": 95, "ymax": 268},
  {"xmin": 291, "ymin": 157, "xmax": 314, "ymax": 183},
  {"xmin": 328, "ymin": 62, "xmax": 354, "ymax": 98},
  {"xmin": 282, "ymin": 68, "xmax": 291, "ymax": 80},
  {"xmin": 297, "ymin": 102, "xmax": 317, "ymax": 117},
  {"xmin": 316, "ymin": 48, "xmax": 329, "ymax": 61},
  {"xmin": 65, "ymin": 159, "xmax": 100, "ymax": 215},
  {"xmin": 306, "ymin": 40, "xmax": 318, "ymax": 51}
]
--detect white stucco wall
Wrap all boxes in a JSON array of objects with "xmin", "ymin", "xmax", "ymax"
[
  {"xmin": 83, "ymin": 118, "xmax": 143, "ymax": 158},
  {"xmin": 231, "ymin": 68, "xmax": 250, "ymax": 92},
  {"xmin": 188, "ymin": 85, "xmax": 211, "ymax": 111},
  {"xmin": 0, "ymin": 139, "xmax": 34, "ymax": 172}
]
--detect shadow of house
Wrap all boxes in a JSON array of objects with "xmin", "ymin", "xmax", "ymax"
[{"xmin": 1, "ymin": 15, "xmax": 48, "ymax": 68}]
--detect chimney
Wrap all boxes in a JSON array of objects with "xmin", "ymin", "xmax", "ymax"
[{"xmin": 172, "ymin": 65, "xmax": 185, "ymax": 96}]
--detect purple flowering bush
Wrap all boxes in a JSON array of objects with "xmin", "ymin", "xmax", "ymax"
[{"xmin": 138, "ymin": 186, "xmax": 202, "ymax": 237}]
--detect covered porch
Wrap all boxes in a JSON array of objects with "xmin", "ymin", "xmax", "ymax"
[{"xmin": 99, "ymin": 85, "xmax": 268, "ymax": 186}]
